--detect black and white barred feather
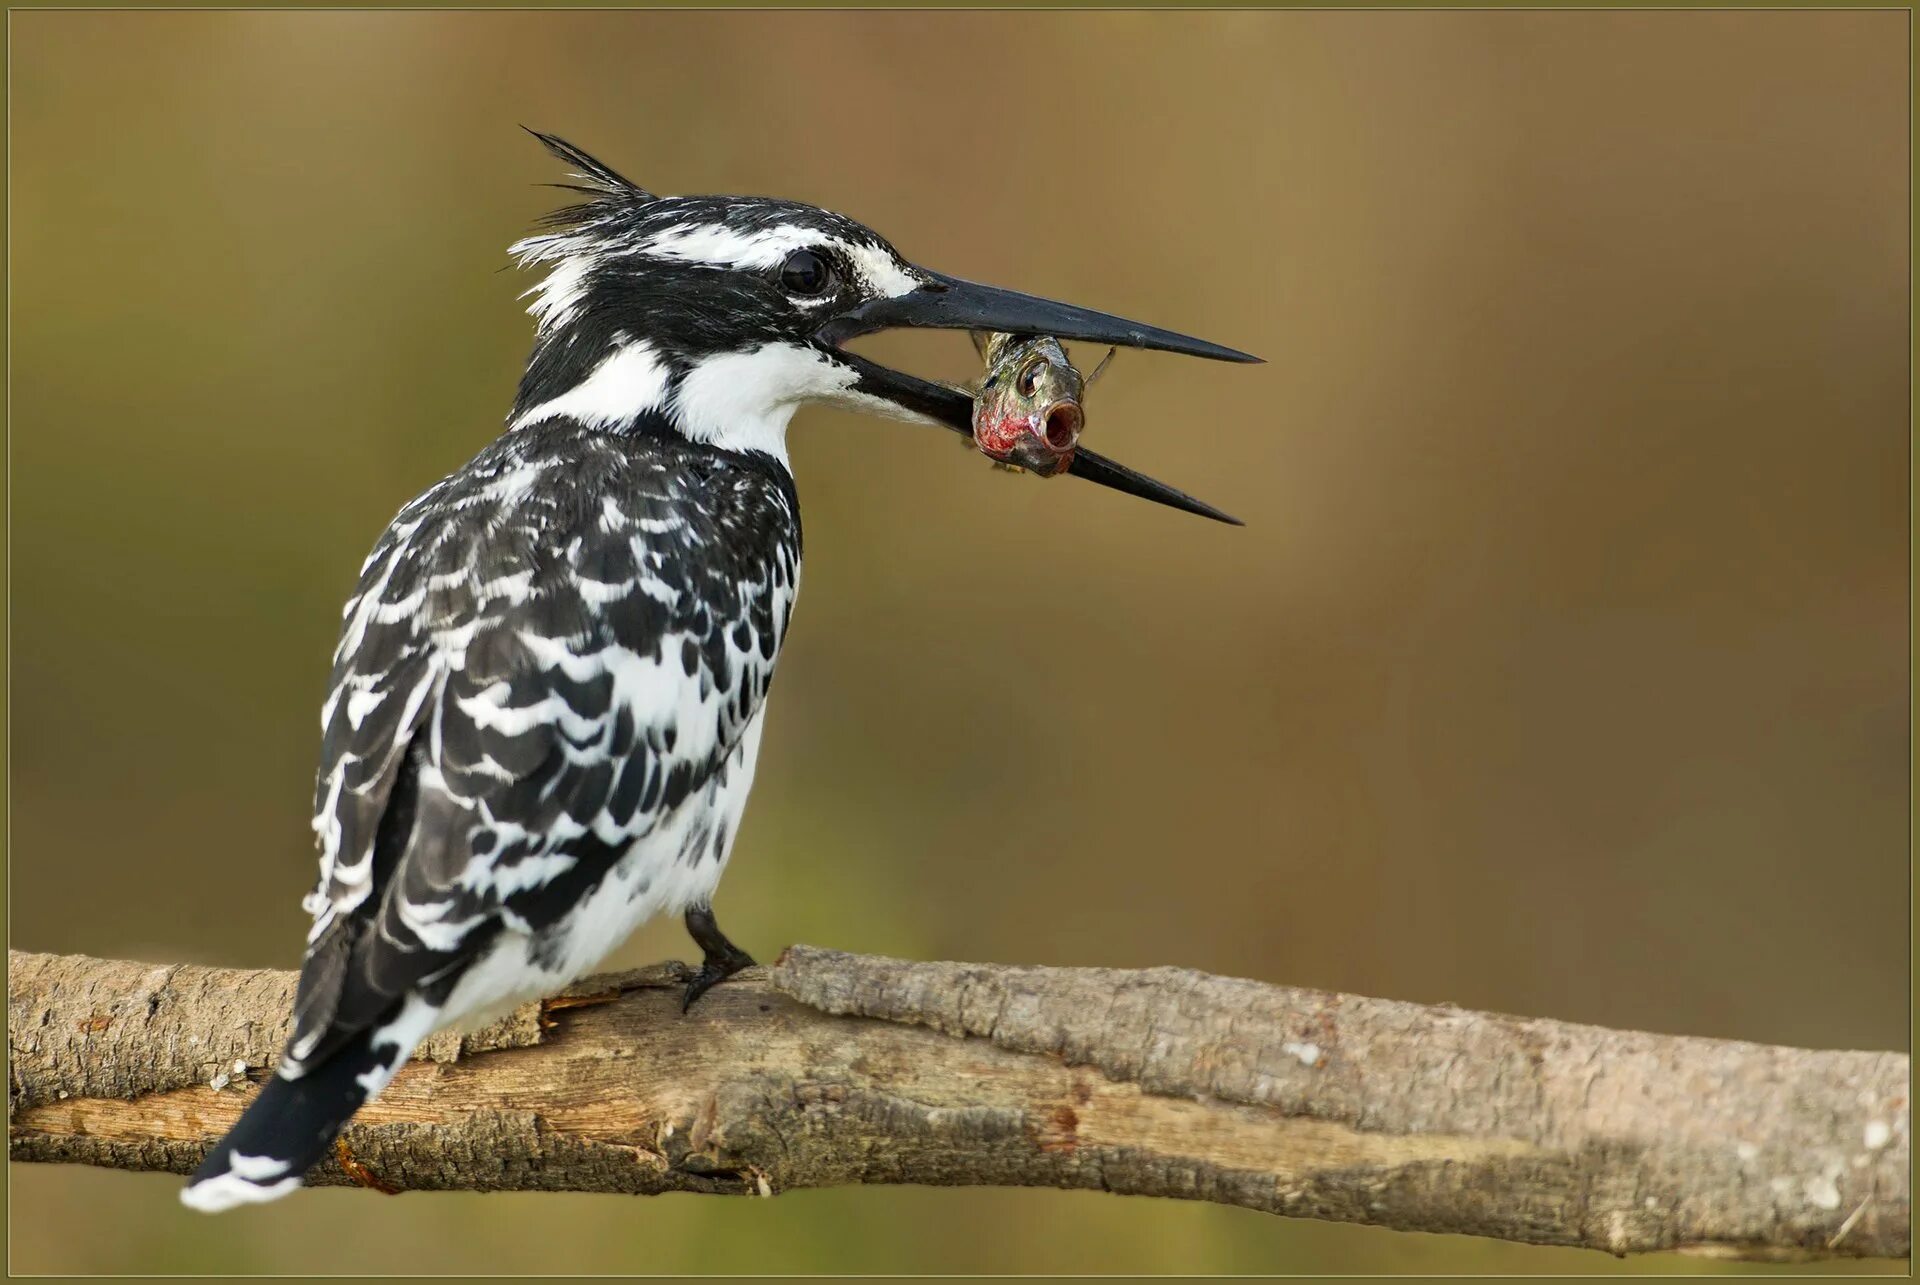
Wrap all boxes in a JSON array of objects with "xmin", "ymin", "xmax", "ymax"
[
  {"xmin": 295, "ymin": 423, "xmax": 797, "ymax": 1062},
  {"xmin": 183, "ymin": 420, "xmax": 799, "ymax": 1210}
]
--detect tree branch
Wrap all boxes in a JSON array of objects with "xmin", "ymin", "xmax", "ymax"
[{"xmin": 7, "ymin": 947, "xmax": 1907, "ymax": 1260}]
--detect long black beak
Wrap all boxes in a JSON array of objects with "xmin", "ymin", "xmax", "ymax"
[
  {"xmin": 819, "ymin": 270, "xmax": 1260, "ymax": 364},
  {"xmin": 817, "ymin": 271, "xmax": 1257, "ymax": 524}
]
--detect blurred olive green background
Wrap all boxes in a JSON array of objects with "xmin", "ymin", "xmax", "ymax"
[{"xmin": 8, "ymin": 9, "xmax": 1907, "ymax": 1275}]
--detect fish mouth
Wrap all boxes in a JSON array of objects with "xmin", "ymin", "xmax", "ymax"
[
  {"xmin": 981, "ymin": 401, "xmax": 1082, "ymax": 478},
  {"xmin": 1039, "ymin": 400, "xmax": 1084, "ymax": 454},
  {"xmin": 815, "ymin": 270, "xmax": 1256, "ymax": 525}
]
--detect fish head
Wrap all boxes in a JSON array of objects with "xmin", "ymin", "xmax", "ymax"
[{"xmin": 971, "ymin": 335, "xmax": 1086, "ymax": 477}]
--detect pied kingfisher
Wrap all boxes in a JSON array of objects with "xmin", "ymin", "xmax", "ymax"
[{"xmin": 182, "ymin": 131, "xmax": 1254, "ymax": 1212}]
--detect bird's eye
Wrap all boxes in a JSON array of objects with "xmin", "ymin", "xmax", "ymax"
[{"xmin": 780, "ymin": 248, "xmax": 835, "ymax": 296}]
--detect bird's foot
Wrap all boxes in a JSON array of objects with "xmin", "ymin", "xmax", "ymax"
[
  {"xmin": 680, "ymin": 942, "xmax": 755, "ymax": 1014},
  {"xmin": 681, "ymin": 905, "xmax": 757, "ymax": 1013}
]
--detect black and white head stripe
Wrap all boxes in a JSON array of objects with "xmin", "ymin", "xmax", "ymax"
[
  {"xmin": 511, "ymin": 195, "xmax": 923, "ymax": 333},
  {"xmin": 502, "ymin": 134, "xmax": 933, "ymax": 452}
]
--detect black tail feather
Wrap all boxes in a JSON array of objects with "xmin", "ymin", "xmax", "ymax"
[{"xmin": 180, "ymin": 1029, "xmax": 384, "ymax": 1211}]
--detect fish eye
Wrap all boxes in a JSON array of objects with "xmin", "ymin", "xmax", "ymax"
[
  {"xmin": 1017, "ymin": 359, "xmax": 1045, "ymax": 397},
  {"xmin": 780, "ymin": 248, "xmax": 836, "ymax": 297}
]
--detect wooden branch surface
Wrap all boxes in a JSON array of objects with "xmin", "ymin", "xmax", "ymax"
[{"xmin": 7, "ymin": 946, "xmax": 1908, "ymax": 1261}]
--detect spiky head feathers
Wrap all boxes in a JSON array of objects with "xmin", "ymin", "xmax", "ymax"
[
  {"xmin": 506, "ymin": 132, "xmax": 929, "ymax": 454},
  {"xmin": 510, "ymin": 131, "xmax": 919, "ymax": 335}
]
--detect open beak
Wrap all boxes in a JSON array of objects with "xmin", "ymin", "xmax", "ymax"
[{"xmin": 816, "ymin": 270, "xmax": 1259, "ymax": 525}]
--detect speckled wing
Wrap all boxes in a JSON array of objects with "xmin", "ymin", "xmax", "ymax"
[{"xmin": 287, "ymin": 432, "xmax": 798, "ymax": 1073}]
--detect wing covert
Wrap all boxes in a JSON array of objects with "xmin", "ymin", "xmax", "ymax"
[{"xmin": 288, "ymin": 430, "xmax": 798, "ymax": 1071}]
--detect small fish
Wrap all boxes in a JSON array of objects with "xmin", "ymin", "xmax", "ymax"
[{"xmin": 970, "ymin": 332, "xmax": 1108, "ymax": 478}]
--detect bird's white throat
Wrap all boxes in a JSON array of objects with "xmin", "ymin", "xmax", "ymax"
[{"xmin": 512, "ymin": 338, "xmax": 934, "ymax": 465}]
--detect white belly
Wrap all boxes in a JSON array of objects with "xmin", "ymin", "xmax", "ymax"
[{"xmin": 437, "ymin": 702, "xmax": 768, "ymax": 1029}]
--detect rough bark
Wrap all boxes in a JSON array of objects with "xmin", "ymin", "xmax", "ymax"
[{"xmin": 7, "ymin": 946, "xmax": 1908, "ymax": 1261}]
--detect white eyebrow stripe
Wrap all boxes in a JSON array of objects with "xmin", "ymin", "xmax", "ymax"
[
  {"xmin": 634, "ymin": 224, "xmax": 923, "ymax": 299},
  {"xmin": 637, "ymin": 222, "xmax": 819, "ymax": 269}
]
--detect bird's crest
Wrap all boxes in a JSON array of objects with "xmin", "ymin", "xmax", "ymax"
[
  {"xmin": 524, "ymin": 128, "xmax": 652, "ymax": 203},
  {"xmin": 513, "ymin": 130, "xmax": 660, "ymax": 273},
  {"xmin": 510, "ymin": 131, "xmax": 664, "ymax": 328}
]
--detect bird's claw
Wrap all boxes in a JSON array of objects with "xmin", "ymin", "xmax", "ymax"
[{"xmin": 680, "ymin": 948, "xmax": 755, "ymax": 1014}]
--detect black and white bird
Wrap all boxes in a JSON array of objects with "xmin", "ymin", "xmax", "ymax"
[{"xmin": 181, "ymin": 132, "xmax": 1254, "ymax": 1212}]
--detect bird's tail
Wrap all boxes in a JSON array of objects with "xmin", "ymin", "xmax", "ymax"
[{"xmin": 180, "ymin": 996, "xmax": 436, "ymax": 1212}]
